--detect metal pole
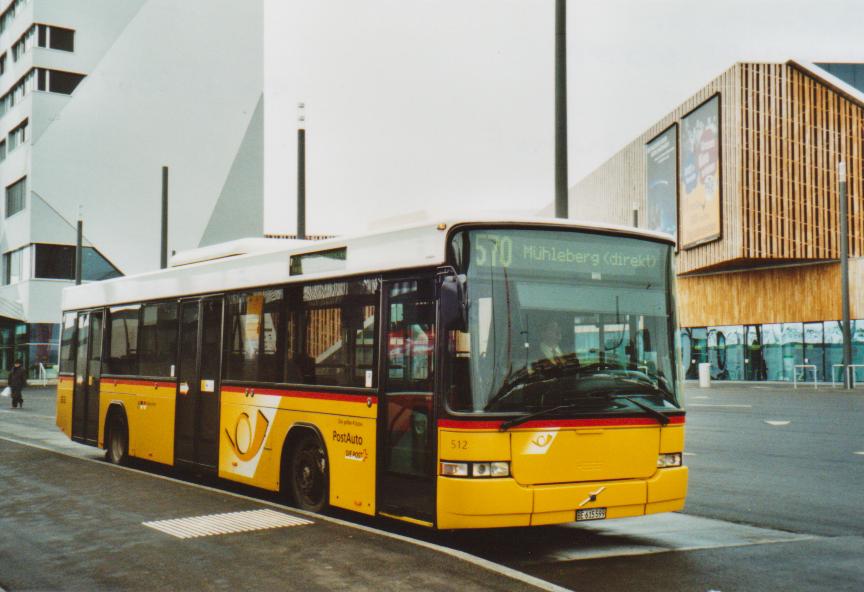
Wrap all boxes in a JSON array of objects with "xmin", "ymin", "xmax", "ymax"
[
  {"xmin": 632, "ymin": 204, "xmax": 639, "ymax": 228},
  {"xmin": 161, "ymin": 166, "xmax": 168, "ymax": 269},
  {"xmin": 554, "ymin": 0, "xmax": 568, "ymax": 219},
  {"xmin": 839, "ymin": 161, "xmax": 852, "ymax": 388},
  {"xmin": 75, "ymin": 204, "xmax": 82, "ymax": 285},
  {"xmin": 297, "ymin": 102, "xmax": 306, "ymax": 240}
]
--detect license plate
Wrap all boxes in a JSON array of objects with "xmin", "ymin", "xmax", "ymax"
[{"xmin": 576, "ymin": 507, "xmax": 606, "ymax": 521}]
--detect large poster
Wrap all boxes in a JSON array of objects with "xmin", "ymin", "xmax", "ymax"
[
  {"xmin": 679, "ymin": 94, "xmax": 721, "ymax": 249},
  {"xmin": 645, "ymin": 125, "xmax": 678, "ymax": 238}
]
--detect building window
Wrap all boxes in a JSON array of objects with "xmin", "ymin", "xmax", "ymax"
[
  {"xmin": 37, "ymin": 24, "xmax": 74, "ymax": 52},
  {"xmin": 11, "ymin": 25, "xmax": 35, "ymax": 61},
  {"xmin": 0, "ymin": 140, "xmax": 6, "ymax": 162},
  {"xmin": 34, "ymin": 244, "xmax": 75, "ymax": 279},
  {"xmin": 3, "ymin": 70, "xmax": 37, "ymax": 111},
  {"xmin": 35, "ymin": 68, "xmax": 85, "ymax": 95},
  {"xmin": 8, "ymin": 119, "xmax": 28, "ymax": 151},
  {"xmin": 2, "ymin": 247, "xmax": 24, "ymax": 285},
  {"xmin": 0, "ymin": 0, "xmax": 30, "ymax": 36},
  {"xmin": 0, "ymin": 52, "xmax": 6, "ymax": 75},
  {"xmin": 5, "ymin": 176, "xmax": 26, "ymax": 217},
  {"xmin": 81, "ymin": 247, "xmax": 122, "ymax": 281}
]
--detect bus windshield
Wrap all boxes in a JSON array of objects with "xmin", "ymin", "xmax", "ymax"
[{"xmin": 446, "ymin": 228, "xmax": 680, "ymax": 415}]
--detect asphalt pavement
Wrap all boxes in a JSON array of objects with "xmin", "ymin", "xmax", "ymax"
[{"xmin": 1, "ymin": 383, "xmax": 863, "ymax": 591}]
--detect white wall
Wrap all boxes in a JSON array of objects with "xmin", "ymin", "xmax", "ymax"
[{"xmin": 29, "ymin": 0, "xmax": 263, "ymax": 276}]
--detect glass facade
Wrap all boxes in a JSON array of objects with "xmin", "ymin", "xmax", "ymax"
[
  {"xmin": 0, "ymin": 320, "xmax": 60, "ymax": 380},
  {"xmin": 683, "ymin": 320, "xmax": 864, "ymax": 383}
]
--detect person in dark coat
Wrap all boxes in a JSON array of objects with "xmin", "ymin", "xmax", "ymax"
[{"xmin": 8, "ymin": 360, "xmax": 27, "ymax": 409}]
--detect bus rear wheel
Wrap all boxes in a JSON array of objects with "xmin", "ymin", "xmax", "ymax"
[
  {"xmin": 289, "ymin": 433, "xmax": 328, "ymax": 512},
  {"xmin": 106, "ymin": 414, "xmax": 128, "ymax": 466}
]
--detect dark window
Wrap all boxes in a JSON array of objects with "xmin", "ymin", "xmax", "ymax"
[
  {"xmin": 292, "ymin": 279, "xmax": 378, "ymax": 388},
  {"xmin": 225, "ymin": 289, "xmax": 284, "ymax": 382},
  {"xmin": 48, "ymin": 70, "xmax": 84, "ymax": 94},
  {"xmin": 106, "ymin": 305, "xmax": 140, "ymax": 375},
  {"xmin": 82, "ymin": 247, "xmax": 122, "ymax": 281},
  {"xmin": 48, "ymin": 26, "xmax": 74, "ymax": 51},
  {"xmin": 34, "ymin": 244, "xmax": 75, "ymax": 279},
  {"xmin": 290, "ymin": 248, "xmax": 347, "ymax": 275},
  {"xmin": 37, "ymin": 24, "xmax": 46, "ymax": 47},
  {"xmin": 3, "ymin": 247, "xmax": 24, "ymax": 285},
  {"xmin": 37, "ymin": 67, "xmax": 46, "ymax": 90},
  {"xmin": 386, "ymin": 281, "xmax": 435, "ymax": 393},
  {"xmin": 138, "ymin": 302, "xmax": 178, "ymax": 377},
  {"xmin": 6, "ymin": 176, "xmax": 26, "ymax": 217},
  {"xmin": 59, "ymin": 314, "xmax": 76, "ymax": 373}
]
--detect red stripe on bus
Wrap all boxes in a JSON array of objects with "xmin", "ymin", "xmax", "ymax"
[
  {"xmin": 221, "ymin": 385, "xmax": 377, "ymax": 405},
  {"xmin": 438, "ymin": 415, "xmax": 685, "ymax": 430}
]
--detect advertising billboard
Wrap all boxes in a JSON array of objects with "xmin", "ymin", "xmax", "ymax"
[
  {"xmin": 679, "ymin": 94, "xmax": 721, "ymax": 249},
  {"xmin": 645, "ymin": 125, "xmax": 678, "ymax": 239}
]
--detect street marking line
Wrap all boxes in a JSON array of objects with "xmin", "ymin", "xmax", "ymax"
[
  {"xmin": 854, "ymin": 451, "xmax": 864, "ymax": 456},
  {"xmin": 0, "ymin": 435, "xmax": 570, "ymax": 592},
  {"xmin": 143, "ymin": 509, "xmax": 312, "ymax": 539},
  {"xmin": 683, "ymin": 452, "xmax": 697, "ymax": 456},
  {"xmin": 764, "ymin": 420, "xmax": 791, "ymax": 426},
  {"xmin": 689, "ymin": 404, "xmax": 753, "ymax": 408}
]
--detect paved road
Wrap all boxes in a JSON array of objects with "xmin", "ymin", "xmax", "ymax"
[{"xmin": 1, "ymin": 383, "xmax": 863, "ymax": 591}]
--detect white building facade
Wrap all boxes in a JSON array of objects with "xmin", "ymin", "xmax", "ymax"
[{"xmin": 0, "ymin": 0, "xmax": 263, "ymax": 377}]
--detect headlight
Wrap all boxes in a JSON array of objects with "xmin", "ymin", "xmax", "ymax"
[
  {"xmin": 441, "ymin": 461, "xmax": 510, "ymax": 478},
  {"xmin": 441, "ymin": 461, "xmax": 468, "ymax": 476},
  {"xmin": 657, "ymin": 453, "xmax": 682, "ymax": 468}
]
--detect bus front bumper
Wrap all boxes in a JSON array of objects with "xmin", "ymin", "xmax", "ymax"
[{"xmin": 436, "ymin": 466, "xmax": 688, "ymax": 529}]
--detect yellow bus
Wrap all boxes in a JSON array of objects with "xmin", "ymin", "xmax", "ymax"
[{"xmin": 56, "ymin": 216, "xmax": 686, "ymax": 529}]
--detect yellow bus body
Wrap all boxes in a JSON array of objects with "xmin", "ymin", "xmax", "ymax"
[
  {"xmin": 436, "ymin": 418, "xmax": 687, "ymax": 528},
  {"xmin": 58, "ymin": 374, "xmax": 686, "ymax": 528}
]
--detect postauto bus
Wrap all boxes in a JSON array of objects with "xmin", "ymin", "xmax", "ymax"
[{"xmin": 56, "ymin": 216, "xmax": 686, "ymax": 529}]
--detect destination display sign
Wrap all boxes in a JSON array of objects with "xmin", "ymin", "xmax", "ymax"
[{"xmin": 466, "ymin": 230, "xmax": 668, "ymax": 281}]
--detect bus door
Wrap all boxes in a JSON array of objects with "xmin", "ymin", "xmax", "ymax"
[
  {"xmin": 377, "ymin": 279, "xmax": 437, "ymax": 523},
  {"xmin": 71, "ymin": 310, "xmax": 103, "ymax": 445},
  {"xmin": 175, "ymin": 297, "xmax": 223, "ymax": 470}
]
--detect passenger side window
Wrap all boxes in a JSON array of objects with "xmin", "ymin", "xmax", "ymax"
[
  {"xmin": 59, "ymin": 312, "xmax": 77, "ymax": 373},
  {"xmin": 290, "ymin": 279, "xmax": 378, "ymax": 388},
  {"xmin": 224, "ymin": 289, "xmax": 284, "ymax": 383},
  {"xmin": 106, "ymin": 305, "xmax": 140, "ymax": 375},
  {"xmin": 138, "ymin": 302, "xmax": 178, "ymax": 377}
]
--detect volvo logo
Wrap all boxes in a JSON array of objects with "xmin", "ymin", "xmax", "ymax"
[{"xmin": 578, "ymin": 486, "xmax": 606, "ymax": 507}]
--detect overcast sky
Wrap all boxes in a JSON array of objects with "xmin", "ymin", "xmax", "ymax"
[{"xmin": 263, "ymin": 0, "xmax": 864, "ymax": 236}]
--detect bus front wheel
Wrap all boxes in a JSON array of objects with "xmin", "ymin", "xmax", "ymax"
[
  {"xmin": 106, "ymin": 413, "xmax": 128, "ymax": 466},
  {"xmin": 289, "ymin": 433, "xmax": 328, "ymax": 512}
]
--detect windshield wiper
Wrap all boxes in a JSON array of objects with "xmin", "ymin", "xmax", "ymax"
[
  {"xmin": 609, "ymin": 394, "xmax": 670, "ymax": 426},
  {"xmin": 499, "ymin": 402, "xmax": 589, "ymax": 432}
]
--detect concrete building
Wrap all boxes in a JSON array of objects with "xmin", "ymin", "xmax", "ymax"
[
  {"xmin": 0, "ymin": 0, "xmax": 263, "ymax": 377},
  {"xmin": 572, "ymin": 61, "xmax": 864, "ymax": 384}
]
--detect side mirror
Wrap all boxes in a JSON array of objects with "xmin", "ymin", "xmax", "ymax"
[{"xmin": 440, "ymin": 274, "xmax": 468, "ymax": 331}]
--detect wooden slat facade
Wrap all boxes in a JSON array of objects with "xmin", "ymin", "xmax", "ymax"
[
  {"xmin": 573, "ymin": 62, "xmax": 864, "ymax": 328},
  {"xmin": 677, "ymin": 259, "xmax": 864, "ymax": 327}
]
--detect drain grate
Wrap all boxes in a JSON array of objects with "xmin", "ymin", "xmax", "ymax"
[{"xmin": 143, "ymin": 509, "xmax": 312, "ymax": 539}]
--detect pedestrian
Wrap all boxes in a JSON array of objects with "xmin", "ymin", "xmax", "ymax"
[{"xmin": 8, "ymin": 359, "xmax": 27, "ymax": 409}]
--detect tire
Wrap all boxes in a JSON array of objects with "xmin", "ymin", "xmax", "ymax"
[
  {"xmin": 289, "ymin": 432, "xmax": 328, "ymax": 512},
  {"xmin": 105, "ymin": 413, "xmax": 129, "ymax": 466}
]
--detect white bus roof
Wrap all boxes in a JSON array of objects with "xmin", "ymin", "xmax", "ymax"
[{"xmin": 62, "ymin": 215, "xmax": 674, "ymax": 311}]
